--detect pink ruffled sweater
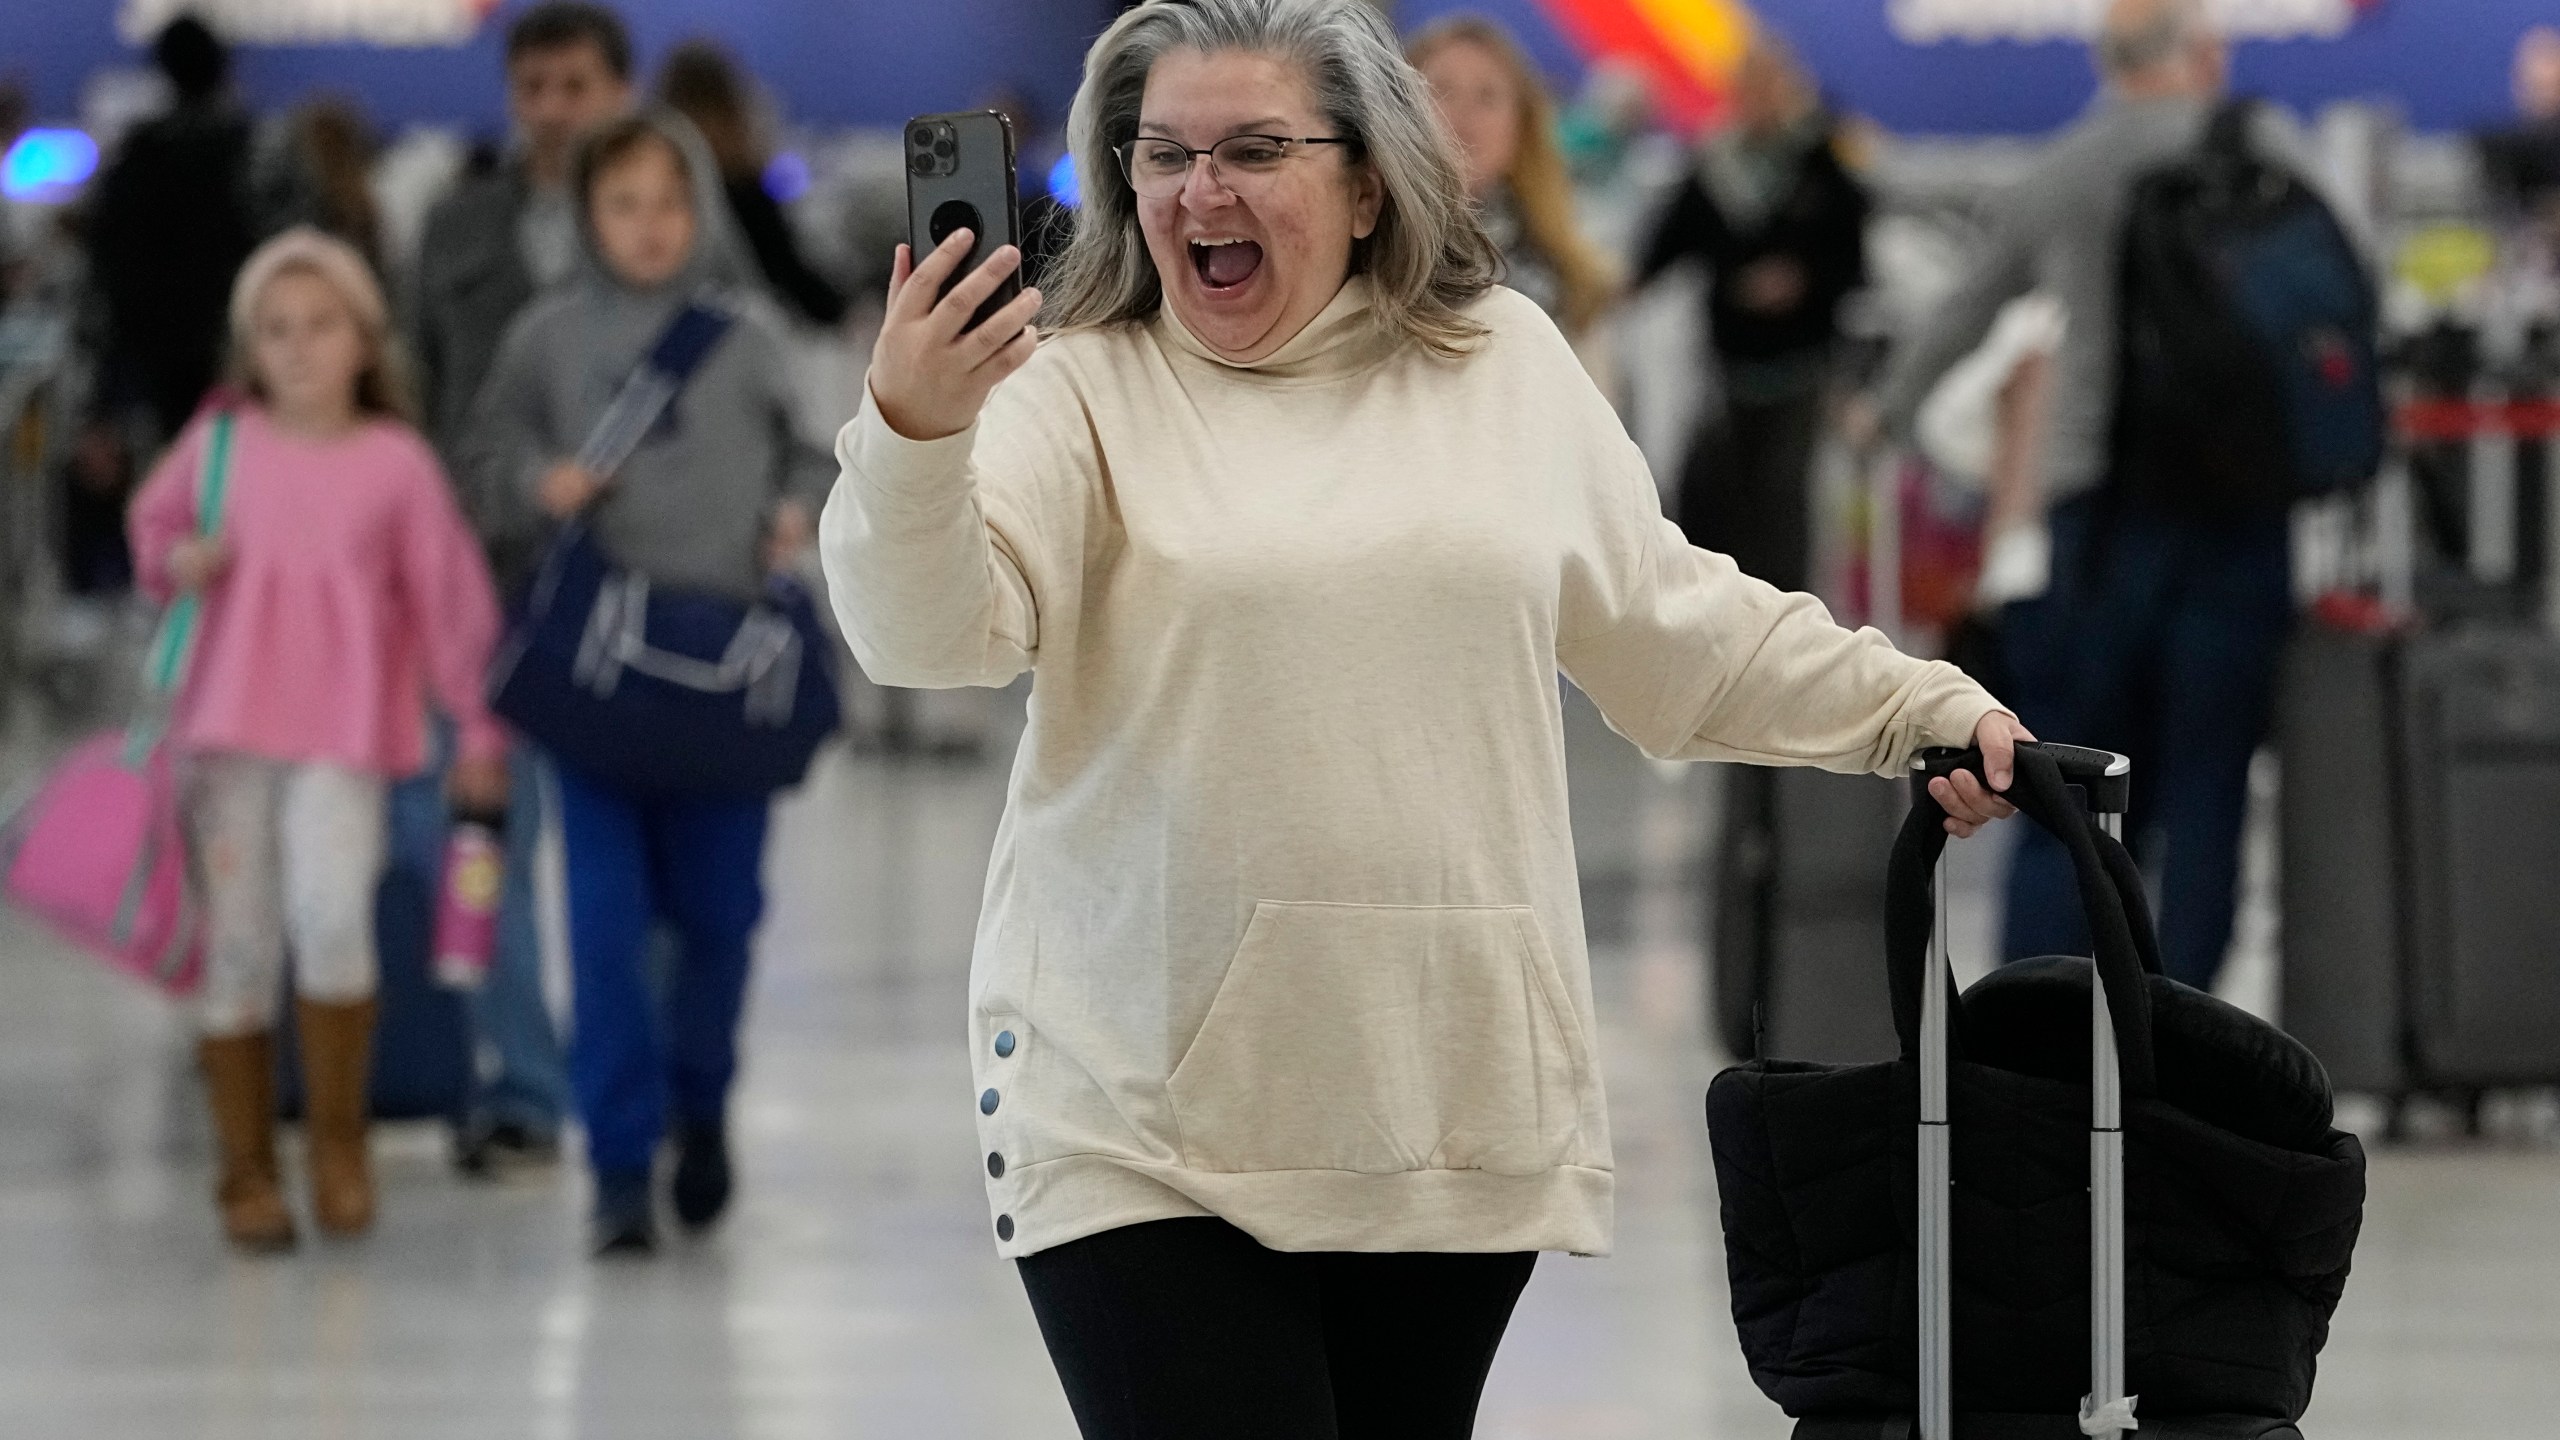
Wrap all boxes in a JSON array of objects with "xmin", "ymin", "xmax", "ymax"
[{"xmin": 130, "ymin": 408, "xmax": 508, "ymax": 777}]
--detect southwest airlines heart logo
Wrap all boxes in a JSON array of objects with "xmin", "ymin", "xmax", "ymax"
[{"xmin": 1531, "ymin": 0, "xmax": 1756, "ymax": 130}]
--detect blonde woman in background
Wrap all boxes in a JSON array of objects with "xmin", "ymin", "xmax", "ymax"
[{"xmin": 1410, "ymin": 14, "xmax": 1619, "ymax": 340}]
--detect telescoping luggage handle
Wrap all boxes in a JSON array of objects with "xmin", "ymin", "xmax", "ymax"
[{"xmin": 1909, "ymin": 742, "xmax": 2140, "ymax": 1440}]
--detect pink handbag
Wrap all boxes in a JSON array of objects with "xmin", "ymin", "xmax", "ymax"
[
  {"xmin": 0, "ymin": 735, "xmax": 201, "ymax": 992},
  {"xmin": 0, "ymin": 414, "xmax": 235, "ymax": 996}
]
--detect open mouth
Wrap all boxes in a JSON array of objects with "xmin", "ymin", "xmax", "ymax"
[{"xmin": 1188, "ymin": 237, "xmax": 1265, "ymax": 293}]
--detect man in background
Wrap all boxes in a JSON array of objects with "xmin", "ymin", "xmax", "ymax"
[
  {"xmin": 75, "ymin": 17, "xmax": 257, "ymax": 593},
  {"xmin": 414, "ymin": 1, "xmax": 634, "ymax": 577},
  {"xmin": 2482, "ymin": 25, "xmax": 2560, "ymax": 230},
  {"xmin": 86, "ymin": 16, "xmax": 256, "ymax": 445},
  {"xmin": 410, "ymin": 1, "xmax": 634, "ymax": 1175},
  {"xmin": 1876, "ymin": 0, "xmax": 2298, "ymax": 993}
]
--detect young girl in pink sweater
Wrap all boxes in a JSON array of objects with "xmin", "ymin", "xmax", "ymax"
[{"xmin": 129, "ymin": 228, "xmax": 510, "ymax": 1251}]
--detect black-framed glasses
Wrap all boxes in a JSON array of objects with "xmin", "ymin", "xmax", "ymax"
[{"xmin": 1115, "ymin": 134, "xmax": 1353, "ymax": 198}]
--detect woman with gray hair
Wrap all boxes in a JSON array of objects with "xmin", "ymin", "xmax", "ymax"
[{"xmin": 824, "ymin": 1, "xmax": 2025, "ymax": 1430}]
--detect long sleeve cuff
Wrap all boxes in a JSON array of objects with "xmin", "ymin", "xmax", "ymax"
[
  {"xmin": 1911, "ymin": 670, "xmax": 2011, "ymax": 761},
  {"xmin": 840, "ymin": 385, "xmax": 982, "ymax": 514}
]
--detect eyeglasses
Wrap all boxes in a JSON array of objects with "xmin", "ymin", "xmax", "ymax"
[{"xmin": 1114, "ymin": 134, "xmax": 1353, "ymax": 198}]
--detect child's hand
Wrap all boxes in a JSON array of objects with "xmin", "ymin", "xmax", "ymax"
[
  {"xmin": 764, "ymin": 499, "xmax": 814, "ymax": 573},
  {"xmin": 538, "ymin": 461, "xmax": 608, "ymax": 519},
  {"xmin": 447, "ymin": 755, "xmax": 510, "ymax": 816},
  {"xmin": 168, "ymin": 538, "xmax": 231, "ymax": 592}
]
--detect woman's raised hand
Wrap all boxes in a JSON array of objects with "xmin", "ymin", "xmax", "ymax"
[{"xmin": 869, "ymin": 232, "xmax": 1043, "ymax": 442}]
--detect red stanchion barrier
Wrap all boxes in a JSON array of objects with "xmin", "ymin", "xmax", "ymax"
[{"xmin": 2395, "ymin": 398, "xmax": 2560, "ymax": 442}]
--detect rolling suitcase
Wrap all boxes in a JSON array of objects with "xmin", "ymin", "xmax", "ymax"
[
  {"xmin": 1709, "ymin": 743, "xmax": 2364, "ymax": 1439},
  {"xmin": 2273, "ymin": 622, "xmax": 2402, "ymax": 1095},
  {"xmin": 1706, "ymin": 449, "xmax": 1924, "ymax": 1067},
  {"xmin": 2279, "ymin": 424, "xmax": 2560, "ymax": 1120},
  {"xmin": 1711, "ymin": 765, "xmax": 1903, "ymax": 1064},
  {"xmin": 275, "ymin": 757, "xmax": 474, "ymax": 1123},
  {"xmin": 2393, "ymin": 629, "xmax": 2560, "ymax": 1088}
]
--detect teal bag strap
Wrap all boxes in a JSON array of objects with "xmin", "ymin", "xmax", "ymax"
[{"xmin": 127, "ymin": 413, "xmax": 236, "ymax": 763}]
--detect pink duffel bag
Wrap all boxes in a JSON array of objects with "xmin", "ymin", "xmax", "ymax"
[
  {"xmin": 0, "ymin": 412, "xmax": 235, "ymax": 997},
  {"xmin": 0, "ymin": 735, "xmax": 201, "ymax": 994}
]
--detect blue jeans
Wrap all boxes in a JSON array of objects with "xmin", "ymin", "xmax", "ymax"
[
  {"xmin": 1998, "ymin": 495, "xmax": 2292, "ymax": 990},
  {"xmin": 388, "ymin": 731, "xmax": 569, "ymax": 1133},
  {"xmin": 478, "ymin": 745, "xmax": 570, "ymax": 1133},
  {"xmin": 553, "ymin": 764, "xmax": 771, "ymax": 1181}
]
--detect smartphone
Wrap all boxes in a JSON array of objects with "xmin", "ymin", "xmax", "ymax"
[{"xmin": 905, "ymin": 110, "xmax": 1025, "ymax": 334}]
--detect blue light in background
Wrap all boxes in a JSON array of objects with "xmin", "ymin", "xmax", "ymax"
[
  {"xmin": 2, "ymin": 129, "xmax": 100, "ymax": 203},
  {"xmin": 1047, "ymin": 152, "xmax": 1079, "ymax": 209},
  {"xmin": 762, "ymin": 150, "xmax": 811, "ymax": 205}
]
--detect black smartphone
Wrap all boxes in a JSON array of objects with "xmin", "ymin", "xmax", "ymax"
[{"xmin": 905, "ymin": 110, "xmax": 1025, "ymax": 334}]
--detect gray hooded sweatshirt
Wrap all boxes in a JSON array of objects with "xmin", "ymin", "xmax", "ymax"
[{"xmin": 466, "ymin": 109, "xmax": 833, "ymax": 602}]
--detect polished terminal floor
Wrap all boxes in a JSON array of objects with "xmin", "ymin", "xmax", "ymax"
[{"xmin": 0, "ymin": 685, "xmax": 2551, "ymax": 1438}]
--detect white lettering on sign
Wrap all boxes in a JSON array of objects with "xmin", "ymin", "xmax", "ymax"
[
  {"xmin": 117, "ymin": 0, "xmax": 492, "ymax": 47},
  {"xmin": 1889, "ymin": 0, "xmax": 2367, "ymax": 43}
]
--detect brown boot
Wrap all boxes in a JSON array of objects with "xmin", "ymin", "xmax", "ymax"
[
  {"xmin": 297, "ymin": 998, "xmax": 378, "ymax": 1237},
  {"xmin": 197, "ymin": 1033, "xmax": 297, "ymax": 1252}
]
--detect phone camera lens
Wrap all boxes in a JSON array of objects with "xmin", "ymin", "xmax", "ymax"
[{"xmin": 908, "ymin": 123, "xmax": 957, "ymax": 176}]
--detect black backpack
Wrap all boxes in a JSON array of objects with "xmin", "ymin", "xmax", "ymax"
[{"xmin": 2112, "ymin": 99, "xmax": 2385, "ymax": 521}]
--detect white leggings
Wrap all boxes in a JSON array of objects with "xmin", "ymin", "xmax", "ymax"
[{"xmin": 183, "ymin": 755, "xmax": 388, "ymax": 1038}]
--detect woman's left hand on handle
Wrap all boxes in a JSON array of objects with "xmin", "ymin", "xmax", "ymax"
[{"xmin": 1928, "ymin": 711, "xmax": 2033, "ymax": 838}]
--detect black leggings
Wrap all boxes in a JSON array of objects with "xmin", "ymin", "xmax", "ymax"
[{"xmin": 1016, "ymin": 1217, "xmax": 1538, "ymax": 1440}]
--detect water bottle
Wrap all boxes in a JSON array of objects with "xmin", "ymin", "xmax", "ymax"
[{"xmin": 433, "ymin": 813, "xmax": 505, "ymax": 990}]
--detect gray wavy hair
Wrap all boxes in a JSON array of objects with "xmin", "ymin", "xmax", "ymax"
[{"xmin": 1043, "ymin": 0, "xmax": 1502, "ymax": 359}]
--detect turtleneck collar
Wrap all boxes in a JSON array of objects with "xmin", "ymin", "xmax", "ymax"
[{"xmin": 1151, "ymin": 276, "xmax": 1395, "ymax": 383}]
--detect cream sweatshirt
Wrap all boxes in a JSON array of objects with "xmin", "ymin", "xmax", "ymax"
[{"xmin": 822, "ymin": 280, "xmax": 2001, "ymax": 1260}]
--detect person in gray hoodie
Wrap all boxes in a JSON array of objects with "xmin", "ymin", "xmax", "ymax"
[{"xmin": 468, "ymin": 108, "xmax": 833, "ymax": 1254}]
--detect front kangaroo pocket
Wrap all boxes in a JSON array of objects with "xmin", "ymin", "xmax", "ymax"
[{"xmin": 1165, "ymin": 901, "xmax": 1590, "ymax": 1176}]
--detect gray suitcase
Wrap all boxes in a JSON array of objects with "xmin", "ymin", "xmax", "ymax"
[
  {"xmin": 2279, "ymin": 468, "xmax": 2560, "ymax": 1115},
  {"xmin": 1706, "ymin": 448, "xmax": 1954, "ymax": 1068},
  {"xmin": 2275, "ymin": 624, "xmax": 2405, "ymax": 1094},
  {"xmin": 1710, "ymin": 765, "xmax": 1903, "ymax": 1064},
  {"xmin": 2396, "ymin": 628, "xmax": 2560, "ymax": 1086}
]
